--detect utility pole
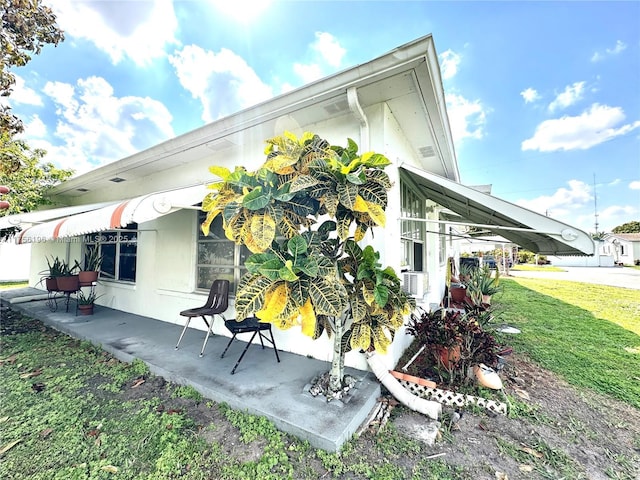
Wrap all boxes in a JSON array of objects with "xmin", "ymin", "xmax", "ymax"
[{"xmin": 593, "ymin": 173, "xmax": 599, "ymax": 234}]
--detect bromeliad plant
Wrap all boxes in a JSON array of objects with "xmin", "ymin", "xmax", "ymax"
[{"xmin": 201, "ymin": 132, "xmax": 415, "ymax": 395}]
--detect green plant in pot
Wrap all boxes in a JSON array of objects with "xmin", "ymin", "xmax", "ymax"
[
  {"xmin": 406, "ymin": 307, "xmax": 499, "ymax": 387},
  {"xmin": 56, "ymin": 259, "xmax": 80, "ymax": 292},
  {"xmin": 466, "ymin": 265, "xmax": 501, "ymax": 305},
  {"xmin": 39, "ymin": 256, "xmax": 65, "ymax": 292},
  {"xmin": 76, "ymin": 289, "xmax": 101, "ymax": 315},
  {"xmin": 79, "ymin": 247, "xmax": 103, "ymax": 285}
]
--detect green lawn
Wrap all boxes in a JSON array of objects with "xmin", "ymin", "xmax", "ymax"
[
  {"xmin": 1, "ymin": 278, "xmax": 639, "ymax": 479},
  {"xmin": 496, "ymin": 278, "xmax": 640, "ymax": 408},
  {"xmin": 509, "ymin": 264, "xmax": 565, "ymax": 272},
  {"xmin": 0, "ymin": 281, "xmax": 28, "ymax": 290}
]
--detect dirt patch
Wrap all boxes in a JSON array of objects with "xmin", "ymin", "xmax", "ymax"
[{"xmin": 383, "ymin": 353, "xmax": 640, "ymax": 479}]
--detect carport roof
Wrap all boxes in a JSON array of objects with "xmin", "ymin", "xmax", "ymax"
[{"xmin": 400, "ymin": 164, "xmax": 595, "ymax": 256}]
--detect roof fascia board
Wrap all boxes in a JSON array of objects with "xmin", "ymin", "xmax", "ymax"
[{"xmin": 51, "ymin": 35, "xmax": 439, "ymax": 196}]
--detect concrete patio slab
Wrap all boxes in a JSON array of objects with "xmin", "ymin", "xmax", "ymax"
[{"xmin": 1, "ymin": 287, "xmax": 381, "ymax": 452}]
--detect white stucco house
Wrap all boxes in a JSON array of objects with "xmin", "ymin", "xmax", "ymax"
[
  {"xmin": 601, "ymin": 233, "xmax": 640, "ymax": 265},
  {"xmin": 1, "ymin": 35, "xmax": 595, "ymax": 372}
]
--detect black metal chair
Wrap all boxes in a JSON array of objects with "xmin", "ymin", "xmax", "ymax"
[
  {"xmin": 221, "ymin": 317, "xmax": 280, "ymax": 374},
  {"xmin": 175, "ymin": 279, "xmax": 229, "ymax": 357}
]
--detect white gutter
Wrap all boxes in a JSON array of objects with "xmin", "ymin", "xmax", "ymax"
[{"xmin": 347, "ymin": 87, "xmax": 370, "ymax": 151}]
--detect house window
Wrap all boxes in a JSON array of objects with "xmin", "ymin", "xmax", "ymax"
[
  {"xmin": 197, "ymin": 211, "xmax": 250, "ymax": 293},
  {"xmin": 84, "ymin": 223, "xmax": 138, "ymax": 282},
  {"xmin": 400, "ymin": 182, "xmax": 425, "ymax": 271}
]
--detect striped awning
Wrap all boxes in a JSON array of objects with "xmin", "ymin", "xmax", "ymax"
[
  {"xmin": 16, "ymin": 185, "xmax": 208, "ymax": 244},
  {"xmin": 0, "ymin": 202, "xmax": 116, "ymax": 230}
]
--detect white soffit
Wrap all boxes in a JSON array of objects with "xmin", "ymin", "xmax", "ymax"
[
  {"xmin": 16, "ymin": 185, "xmax": 208, "ymax": 244},
  {"xmin": 400, "ymin": 164, "xmax": 595, "ymax": 256},
  {"xmin": 0, "ymin": 202, "xmax": 117, "ymax": 230}
]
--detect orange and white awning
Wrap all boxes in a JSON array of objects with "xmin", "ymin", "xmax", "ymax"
[
  {"xmin": 16, "ymin": 185, "xmax": 208, "ymax": 244},
  {"xmin": 0, "ymin": 202, "xmax": 116, "ymax": 230}
]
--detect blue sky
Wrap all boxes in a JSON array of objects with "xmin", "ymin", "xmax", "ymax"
[{"xmin": 5, "ymin": 0, "xmax": 639, "ymax": 233}]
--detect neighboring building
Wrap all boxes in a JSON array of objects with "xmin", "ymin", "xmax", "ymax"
[
  {"xmin": 602, "ymin": 233, "xmax": 640, "ymax": 265},
  {"xmin": 2, "ymin": 35, "xmax": 594, "ymax": 371}
]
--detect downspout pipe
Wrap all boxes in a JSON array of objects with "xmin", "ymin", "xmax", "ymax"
[{"xmin": 347, "ymin": 87, "xmax": 369, "ymax": 151}]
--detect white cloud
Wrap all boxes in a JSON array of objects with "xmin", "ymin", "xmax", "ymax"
[
  {"xmin": 517, "ymin": 180, "xmax": 592, "ymax": 217},
  {"xmin": 548, "ymin": 81, "xmax": 585, "ymax": 112},
  {"xmin": 597, "ymin": 205, "xmax": 639, "ymax": 232},
  {"xmin": 312, "ymin": 32, "xmax": 346, "ymax": 68},
  {"xmin": 591, "ymin": 40, "xmax": 627, "ymax": 62},
  {"xmin": 169, "ymin": 45, "xmax": 273, "ymax": 123},
  {"xmin": 30, "ymin": 76, "xmax": 175, "ymax": 174},
  {"xmin": 23, "ymin": 115, "xmax": 48, "ymax": 138},
  {"xmin": 445, "ymin": 93, "xmax": 486, "ymax": 142},
  {"xmin": 522, "ymin": 103, "xmax": 640, "ymax": 152},
  {"xmin": 439, "ymin": 50, "xmax": 461, "ymax": 80},
  {"xmin": 5, "ymin": 75, "xmax": 42, "ymax": 106},
  {"xmin": 293, "ymin": 63, "xmax": 324, "ymax": 84},
  {"xmin": 606, "ymin": 178, "xmax": 621, "ymax": 186},
  {"xmin": 630, "ymin": 181, "xmax": 640, "ymax": 190},
  {"xmin": 292, "ymin": 32, "xmax": 347, "ymax": 85},
  {"xmin": 520, "ymin": 87, "xmax": 540, "ymax": 104},
  {"xmin": 49, "ymin": 0, "xmax": 178, "ymax": 66}
]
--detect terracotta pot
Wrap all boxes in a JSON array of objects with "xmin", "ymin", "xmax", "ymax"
[
  {"xmin": 56, "ymin": 275, "xmax": 79, "ymax": 292},
  {"xmin": 482, "ymin": 294, "xmax": 492, "ymax": 305},
  {"xmin": 437, "ymin": 344, "xmax": 461, "ymax": 368},
  {"xmin": 450, "ymin": 287, "xmax": 467, "ymax": 303},
  {"xmin": 77, "ymin": 304, "xmax": 94, "ymax": 316},
  {"xmin": 45, "ymin": 277, "xmax": 58, "ymax": 292},
  {"xmin": 78, "ymin": 270, "xmax": 98, "ymax": 285},
  {"xmin": 389, "ymin": 370, "xmax": 406, "ymax": 381}
]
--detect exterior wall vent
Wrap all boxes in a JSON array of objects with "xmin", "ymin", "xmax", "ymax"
[
  {"xmin": 323, "ymin": 100, "xmax": 349, "ymax": 115},
  {"xmin": 109, "ymin": 177, "xmax": 126, "ymax": 183},
  {"xmin": 76, "ymin": 188, "xmax": 89, "ymax": 192},
  {"xmin": 419, "ymin": 146, "xmax": 436, "ymax": 158}
]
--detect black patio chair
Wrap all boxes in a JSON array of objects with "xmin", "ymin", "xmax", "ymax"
[
  {"xmin": 175, "ymin": 279, "xmax": 229, "ymax": 357},
  {"xmin": 221, "ymin": 317, "xmax": 280, "ymax": 374}
]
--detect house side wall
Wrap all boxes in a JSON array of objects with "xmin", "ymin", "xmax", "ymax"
[{"xmin": 25, "ymin": 104, "xmax": 450, "ymax": 372}]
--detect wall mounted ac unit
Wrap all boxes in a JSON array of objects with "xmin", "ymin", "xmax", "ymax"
[{"xmin": 402, "ymin": 272, "xmax": 429, "ymax": 298}]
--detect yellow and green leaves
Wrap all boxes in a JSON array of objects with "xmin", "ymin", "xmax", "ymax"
[{"xmin": 203, "ymin": 132, "xmax": 410, "ymax": 357}]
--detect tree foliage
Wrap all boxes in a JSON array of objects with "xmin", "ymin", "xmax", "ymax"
[
  {"xmin": 1, "ymin": 0, "xmax": 65, "ymax": 137},
  {"xmin": 203, "ymin": 132, "xmax": 414, "ymax": 393},
  {"xmin": 0, "ymin": 132, "xmax": 73, "ymax": 238},
  {"xmin": 612, "ymin": 221, "xmax": 640, "ymax": 234}
]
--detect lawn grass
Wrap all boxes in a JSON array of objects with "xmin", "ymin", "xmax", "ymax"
[
  {"xmin": 496, "ymin": 278, "xmax": 640, "ymax": 408},
  {"xmin": 1, "ymin": 278, "xmax": 639, "ymax": 478},
  {"xmin": 0, "ymin": 281, "xmax": 28, "ymax": 290},
  {"xmin": 509, "ymin": 264, "xmax": 565, "ymax": 272}
]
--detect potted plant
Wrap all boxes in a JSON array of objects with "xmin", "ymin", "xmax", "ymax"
[
  {"xmin": 467, "ymin": 266, "xmax": 501, "ymax": 305},
  {"xmin": 39, "ymin": 256, "xmax": 65, "ymax": 292},
  {"xmin": 79, "ymin": 247, "xmax": 102, "ymax": 285},
  {"xmin": 76, "ymin": 289, "xmax": 101, "ymax": 315},
  {"xmin": 56, "ymin": 260, "xmax": 80, "ymax": 292}
]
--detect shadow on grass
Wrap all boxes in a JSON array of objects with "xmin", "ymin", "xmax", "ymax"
[{"xmin": 495, "ymin": 279, "xmax": 640, "ymax": 409}]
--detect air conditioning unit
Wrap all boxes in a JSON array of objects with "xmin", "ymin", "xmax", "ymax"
[{"xmin": 402, "ymin": 272, "xmax": 429, "ymax": 298}]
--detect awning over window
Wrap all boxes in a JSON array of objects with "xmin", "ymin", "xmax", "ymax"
[
  {"xmin": 400, "ymin": 165, "xmax": 595, "ymax": 256},
  {"xmin": 16, "ymin": 185, "xmax": 209, "ymax": 244},
  {"xmin": 0, "ymin": 202, "xmax": 116, "ymax": 230}
]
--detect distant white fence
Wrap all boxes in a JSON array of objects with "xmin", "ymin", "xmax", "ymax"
[{"xmin": 548, "ymin": 254, "xmax": 614, "ymax": 267}]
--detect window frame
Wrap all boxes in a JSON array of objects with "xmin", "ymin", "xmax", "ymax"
[
  {"xmin": 83, "ymin": 223, "xmax": 138, "ymax": 283},
  {"xmin": 196, "ymin": 211, "xmax": 248, "ymax": 294},
  {"xmin": 400, "ymin": 181, "xmax": 426, "ymax": 272}
]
